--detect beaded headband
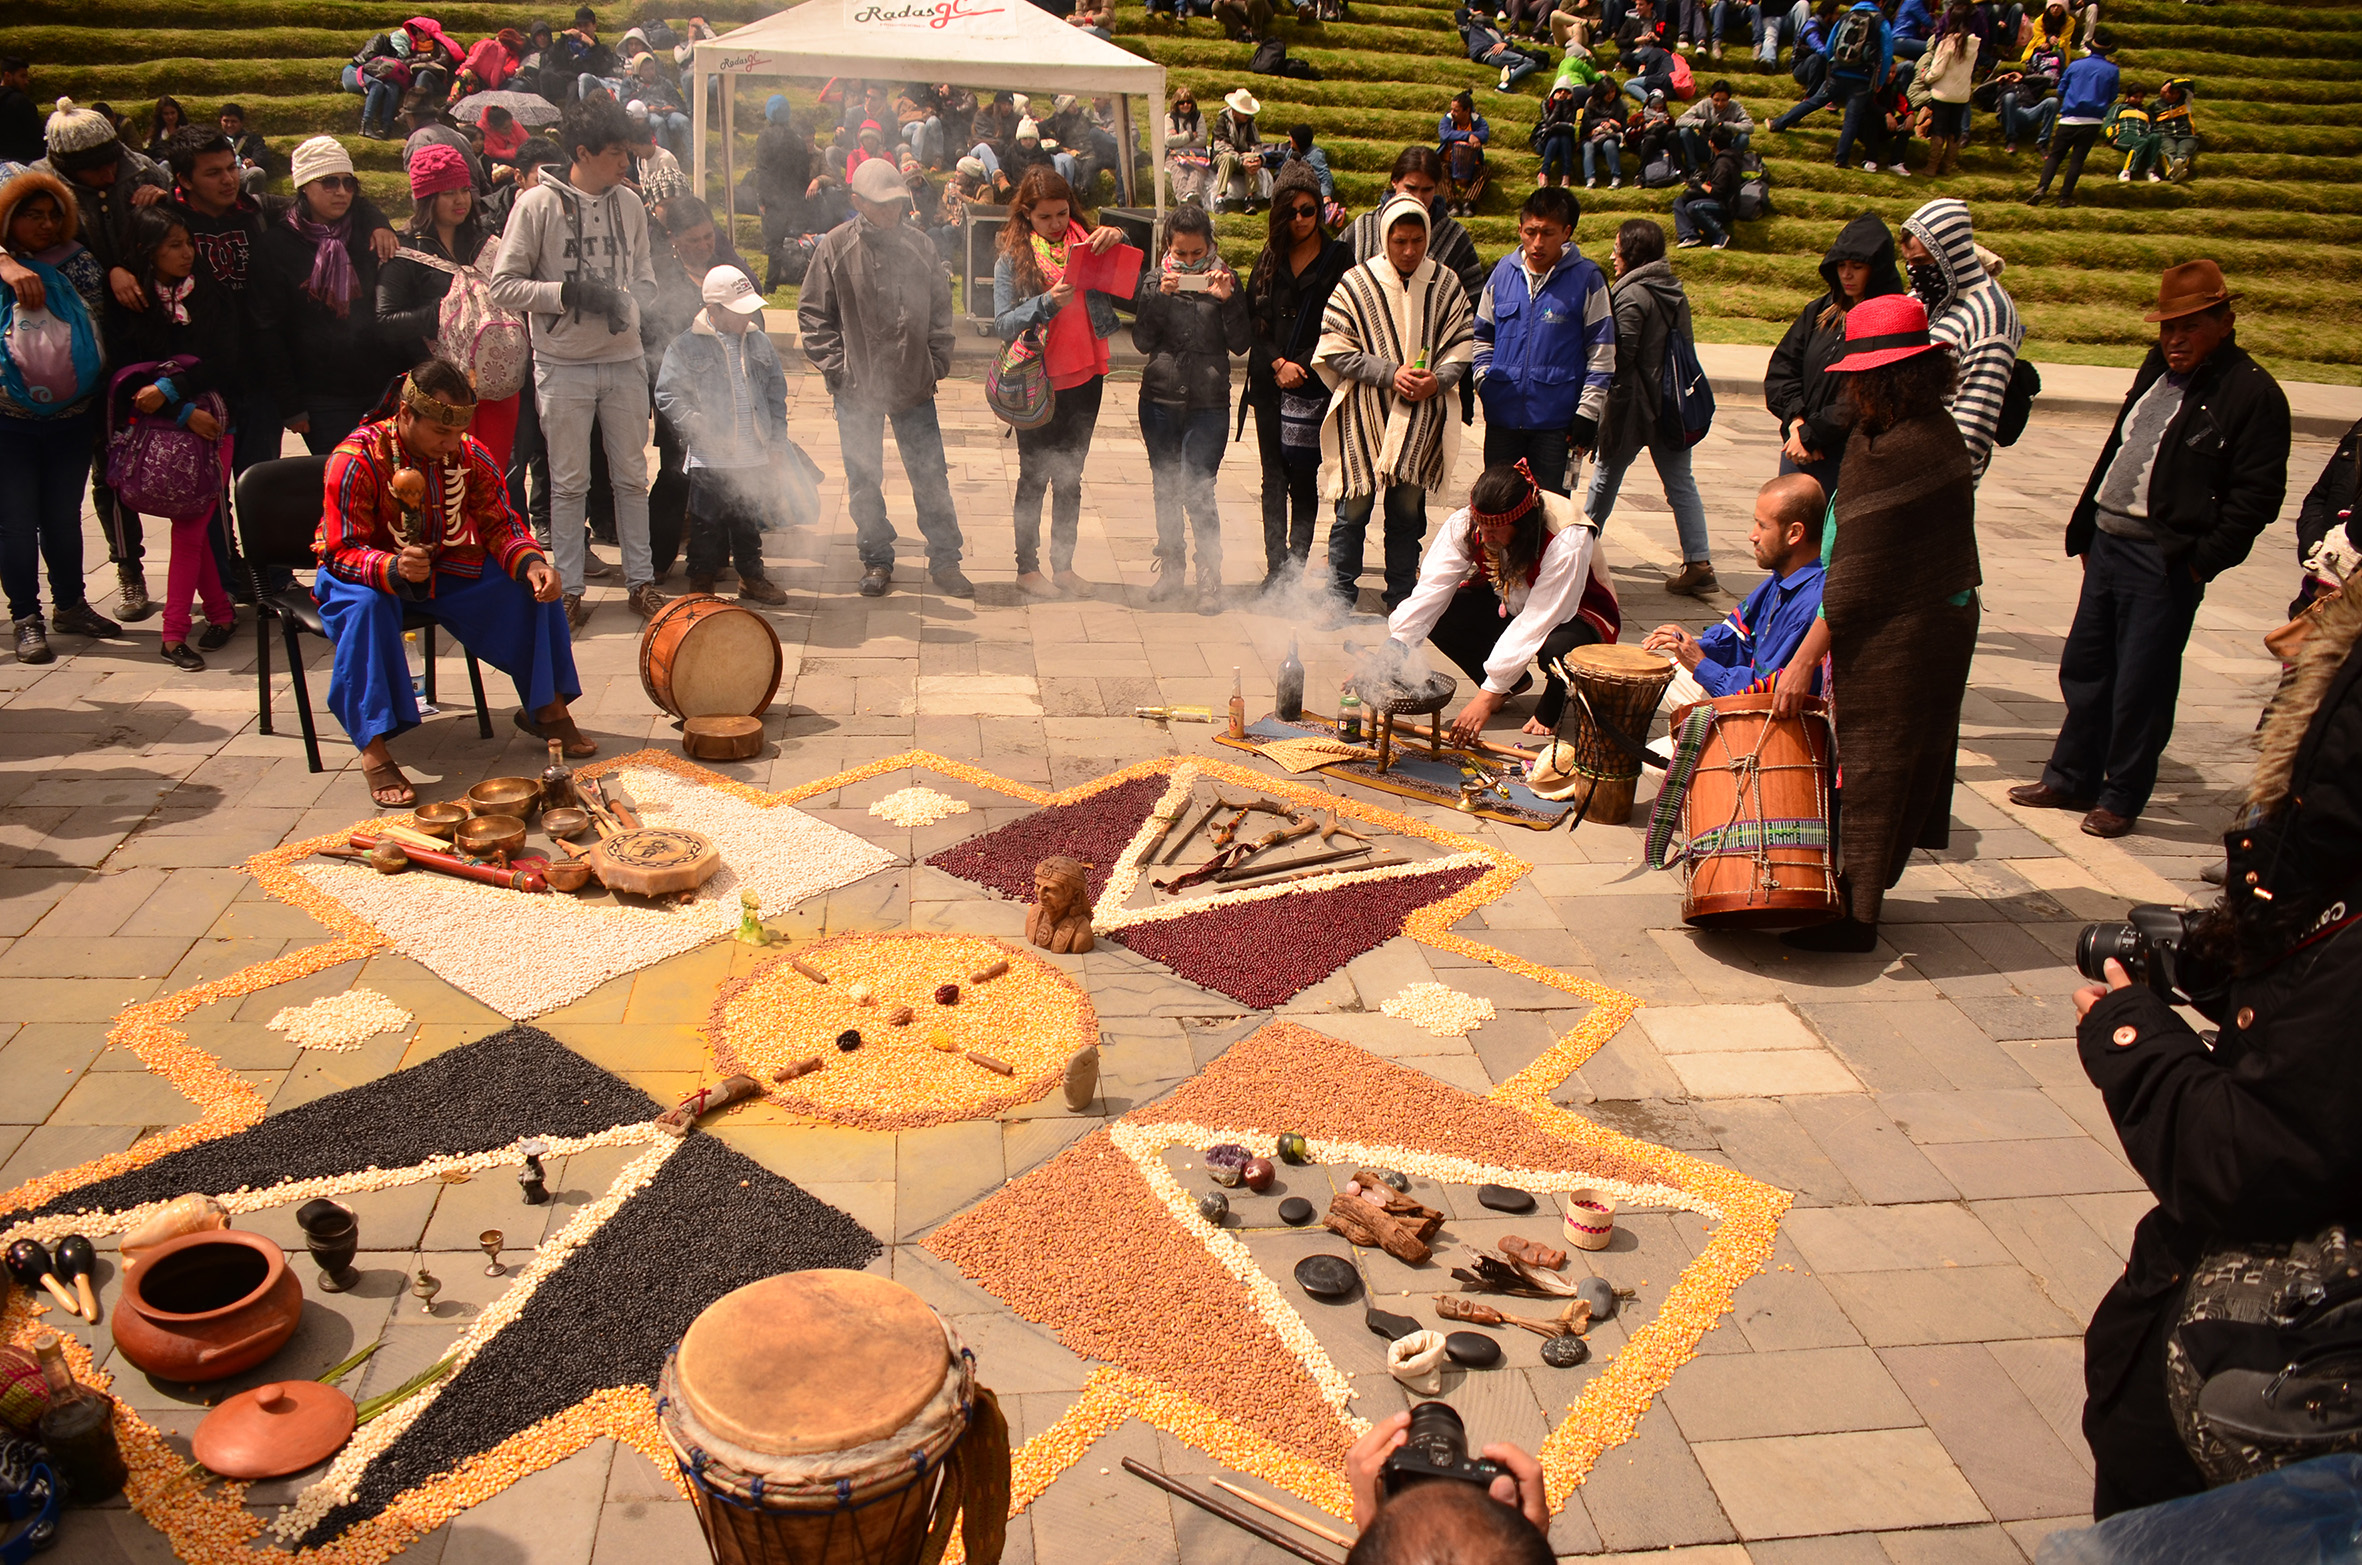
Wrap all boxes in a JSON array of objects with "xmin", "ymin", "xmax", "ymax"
[
  {"xmin": 399, "ymin": 376, "xmax": 475, "ymax": 430},
  {"xmin": 1470, "ymin": 460, "xmax": 1540, "ymax": 527}
]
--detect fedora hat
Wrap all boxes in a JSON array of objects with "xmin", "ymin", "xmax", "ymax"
[
  {"xmin": 1824, "ymin": 292, "xmax": 1937, "ymax": 374},
  {"xmin": 1225, "ymin": 88, "xmax": 1261, "ymax": 117},
  {"xmin": 2144, "ymin": 259, "xmax": 2235, "ymax": 323}
]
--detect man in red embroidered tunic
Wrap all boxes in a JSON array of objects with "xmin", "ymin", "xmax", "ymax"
[
  {"xmin": 314, "ymin": 358, "xmax": 588, "ymax": 807},
  {"xmin": 1387, "ymin": 461, "xmax": 1621, "ymax": 744}
]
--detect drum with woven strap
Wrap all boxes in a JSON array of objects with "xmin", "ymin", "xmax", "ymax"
[
  {"xmin": 640, "ymin": 594, "xmax": 784, "ymax": 721},
  {"xmin": 1558, "ymin": 644, "xmax": 1676, "ymax": 825},
  {"xmin": 1663, "ymin": 692, "xmax": 1840, "ymax": 929},
  {"xmin": 659, "ymin": 1270, "xmax": 1007, "ymax": 1565}
]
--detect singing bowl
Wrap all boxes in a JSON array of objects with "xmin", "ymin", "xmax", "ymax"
[
  {"xmin": 455, "ymin": 814, "xmax": 528, "ymax": 860},
  {"xmin": 543, "ymin": 858, "xmax": 596, "ymax": 892},
  {"xmin": 465, "ymin": 777, "xmax": 541, "ymax": 820},
  {"xmin": 540, "ymin": 806, "xmax": 591, "ymax": 841},
  {"xmin": 112, "ymin": 1229, "xmax": 303, "ymax": 1383},
  {"xmin": 411, "ymin": 801, "xmax": 469, "ymax": 841}
]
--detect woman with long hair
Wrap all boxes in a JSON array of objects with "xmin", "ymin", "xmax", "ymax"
[
  {"xmin": 1164, "ymin": 88, "xmax": 1212, "ymax": 208},
  {"xmin": 1771, "ymin": 293, "xmax": 1979, "ymax": 952},
  {"xmin": 1243, "ymin": 160, "xmax": 1352, "ymax": 592},
  {"xmin": 252, "ymin": 136, "xmax": 400, "ymax": 456},
  {"xmin": 375, "ymin": 142, "xmax": 519, "ymax": 468},
  {"xmin": 1131, "ymin": 203, "xmax": 1249, "ymax": 613},
  {"xmin": 144, "ymin": 96, "xmax": 187, "ymax": 161},
  {"xmin": 1762, "ymin": 214, "xmax": 1902, "ymax": 498},
  {"xmin": 992, "ymin": 166, "xmax": 1138, "ymax": 598}
]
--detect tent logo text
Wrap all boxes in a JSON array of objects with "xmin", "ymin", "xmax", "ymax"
[{"xmin": 849, "ymin": 0, "xmax": 1007, "ymax": 26}]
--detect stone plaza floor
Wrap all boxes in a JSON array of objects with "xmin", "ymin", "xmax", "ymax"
[{"xmin": 1, "ymin": 363, "xmax": 2342, "ymax": 1565}]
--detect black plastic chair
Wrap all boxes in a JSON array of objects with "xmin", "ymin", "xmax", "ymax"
[{"xmin": 235, "ymin": 454, "xmax": 493, "ymax": 774}]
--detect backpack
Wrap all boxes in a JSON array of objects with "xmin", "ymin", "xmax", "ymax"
[
  {"xmin": 1826, "ymin": 8, "xmax": 1877, "ymax": 71},
  {"xmin": 1734, "ymin": 152, "xmax": 1772, "ymax": 220},
  {"xmin": 1251, "ymin": 38, "xmax": 1289, "ymax": 73},
  {"xmin": 771, "ymin": 232, "xmax": 822, "ymax": 287},
  {"xmin": 986, "ymin": 325, "xmax": 1055, "ymax": 431},
  {"xmin": 0, "ymin": 255, "xmax": 104, "ymax": 416},
  {"xmin": 1666, "ymin": 49, "xmax": 1695, "ymax": 100},
  {"xmin": 1994, "ymin": 357, "xmax": 2040, "ymax": 447},
  {"xmin": 1639, "ymin": 154, "xmax": 1683, "ymax": 188},
  {"xmin": 397, "ymin": 247, "xmax": 529, "ymax": 402},
  {"xmin": 641, "ymin": 18, "xmax": 680, "ymax": 50},
  {"xmin": 105, "ymin": 360, "xmax": 230, "ymax": 521},
  {"xmin": 1658, "ymin": 317, "xmax": 1714, "ymax": 447}
]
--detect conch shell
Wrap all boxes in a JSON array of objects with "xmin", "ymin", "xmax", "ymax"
[
  {"xmin": 1387, "ymin": 1329, "xmax": 1449, "ymax": 1394},
  {"xmin": 121, "ymin": 1193, "xmax": 228, "ymax": 1271}
]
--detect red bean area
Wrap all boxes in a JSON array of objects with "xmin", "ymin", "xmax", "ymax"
[{"xmin": 925, "ymin": 776, "xmax": 1174, "ymax": 904}]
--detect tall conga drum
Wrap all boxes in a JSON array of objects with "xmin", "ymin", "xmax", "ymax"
[
  {"xmin": 1658, "ymin": 692, "xmax": 1841, "ymax": 929},
  {"xmin": 1558, "ymin": 645, "xmax": 1677, "ymax": 824},
  {"xmin": 659, "ymin": 1270, "xmax": 1008, "ymax": 1565}
]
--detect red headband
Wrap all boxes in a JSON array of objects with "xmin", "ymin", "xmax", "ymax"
[{"xmin": 1470, "ymin": 461, "xmax": 1540, "ymax": 527}]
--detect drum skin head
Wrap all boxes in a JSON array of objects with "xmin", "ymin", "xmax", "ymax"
[
  {"xmin": 1568, "ymin": 643, "xmax": 1672, "ymax": 679},
  {"xmin": 672, "ymin": 609, "xmax": 782, "ymax": 718},
  {"xmin": 676, "ymin": 1271, "xmax": 948, "ymax": 1454}
]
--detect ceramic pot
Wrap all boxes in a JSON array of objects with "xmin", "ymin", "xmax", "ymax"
[{"xmin": 111, "ymin": 1230, "xmax": 303, "ymax": 1383}]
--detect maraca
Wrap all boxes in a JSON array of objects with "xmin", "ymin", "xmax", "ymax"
[
  {"xmin": 4, "ymin": 1241, "xmax": 81, "ymax": 1318},
  {"xmin": 53, "ymin": 1236, "xmax": 100, "ymax": 1325},
  {"xmin": 388, "ymin": 467, "xmax": 429, "ymax": 510}
]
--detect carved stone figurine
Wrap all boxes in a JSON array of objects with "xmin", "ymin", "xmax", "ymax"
[
  {"xmin": 1025, "ymin": 856, "xmax": 1095, "ymax": 954},
  {"xmin": 1062, "ymin": 1044, "xmax": 1100, "ymax": 1111}
]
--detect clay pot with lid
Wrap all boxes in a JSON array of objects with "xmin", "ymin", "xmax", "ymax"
[{"xmin": 111, "ymin": 1229, "xmax": 303, "ymax": 1383}]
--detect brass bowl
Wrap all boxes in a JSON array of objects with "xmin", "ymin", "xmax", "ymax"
[
  {"xmin": 543, "ymin": 858, "xmax": 596, "ymax": 892},
  {"xmin": 466, "ymin": 777, "xmax": 541, "ymax": 820},
  {"xmin": 412, "ymin": 801, "xmax": 469, "ymax": 841},
  {"xmin": 455, "ymin": 814, "xmax": 527, "ymax": 861},
  {"xmin": 540, "ymin": 806, "xmax": 591, "ymax": 841}
]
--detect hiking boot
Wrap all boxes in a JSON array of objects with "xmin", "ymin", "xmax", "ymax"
[
  {"xmin": 737, "ymin": 575, "xmax": 789, "ymax": 605},
  {"xmin": 563, "ymin": 592, "xmax": 591, "ymax": 636},
  {"xmin": 1147, "ymin": 565, "xmax": 1189, "ymax": 604},
  {"xmin": 1196, "ymin": 579, "xmax": 1224, "ymax": 616},
  {"xmin": 51, "ymin": 601, "xmax": 121, "ymax": 639},
  {"xmin": 627, "ymin": 582, "xmax": 669, "ymax": 618},
  {"xmin": 860, "ymin": 564, "xmax": 894, "ymax": 597},
  {"xmin": 116, "ymin": 563, "xmax": 156, "ymax": 623},
  {"xmin": 1664, "ymin": 560, "xmax": 1718, "ymax": 598},
  {"xmin": 13, "ymin": 615, "xmax": 52, "ymax": 665}
]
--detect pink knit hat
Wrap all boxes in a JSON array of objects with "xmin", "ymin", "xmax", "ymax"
[{"xmin": 409, "ymin": 142, "xmax": 472, "ymax": 200}]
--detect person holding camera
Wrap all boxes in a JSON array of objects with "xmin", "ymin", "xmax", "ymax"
[
  {"xmin": 2068, "ymin": 567, "xmax": 2362, "ymax": 1518},
  {"xmin": 1345, "ymin": 1407, "xmax": 1552, "ymax": 1564}
]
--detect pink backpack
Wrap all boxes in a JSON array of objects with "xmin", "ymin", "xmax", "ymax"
[
  {"xmin": 105, "ymin": 360, "xmax": 230, "ymax": 522},
  {"xmin": 399, "ymin": 247, "xmax": 529, "ymax": 402}
]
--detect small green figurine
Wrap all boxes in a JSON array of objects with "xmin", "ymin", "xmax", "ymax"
[{"xmin": 734, "ymin": 890, "xmax": 773, "ymax": 946}]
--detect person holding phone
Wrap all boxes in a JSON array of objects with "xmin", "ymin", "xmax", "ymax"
[{"xmin": 1132, "ymin": 205, "xmax": 1249, "ymax": 614}]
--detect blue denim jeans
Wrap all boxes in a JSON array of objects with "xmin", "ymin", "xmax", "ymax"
[
  {"xmin": 0, "ymin": 409, "xmax": 97, "ymax": 621},
  {"xmin": 1673, "ymin": 192, "xmax": 1728, "ymax": 244},
  {"xmin": 1678, "ymin": 125, "xmax": 1750, "ymax": 172},
  {"xmin": 1587, "ymin": 434, "xmax": 1710, "ymax": 563},
  {"xmin": 342, "ymin": 64, "xmax": 403, "ymax": 128},
  {"xmin": 1753, "ymin": 2, "xmax": 1788, "ymax": 59},
  {"xmin": 1538, "ymin": 127, "xmax": 1579, "ymax": 178},
  {"xmin": 1583, "ymin": 139, "xmax": 1623, "ymax": 182},
  {"xmin": 1997, "ymin": 90, "xmax": 2056, "ymax": 148},
  {"xmin": 1138, "ymin": 400, "xmax": 1227, "ymax": 578},
  {"xmin": 1623, "ymin": 72, "xmax": 1675, "ymax": 104},
  {"xmin": 1329, "ymin": 482, "xmax": 1427, "ymax": 611},
  {"xmin": 835, "ymin": 397, "xmax": 965, "ymax": 572}
]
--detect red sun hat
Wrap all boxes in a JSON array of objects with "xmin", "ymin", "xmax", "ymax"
[{"xmin": 1825, "ymin": 292, "xmax": 1938, "ymax": 374}]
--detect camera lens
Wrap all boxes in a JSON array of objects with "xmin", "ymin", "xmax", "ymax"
[
  {"xmin": 1401, "ymin": 1401, "xmax": 1468, "ymax": 1472},
  {"xmin": 2075, "ymin": 921, "xmax": 2142, "ymax": 983}
]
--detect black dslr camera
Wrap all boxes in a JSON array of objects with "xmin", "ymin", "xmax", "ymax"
[
  {"xmin": 1382, "ymin": 1402, "xmax": 1504, "ymax": 1496},
  {"xmin": 2076, "ymin": 903, "xmax": 2215, "ymax": 1008}
]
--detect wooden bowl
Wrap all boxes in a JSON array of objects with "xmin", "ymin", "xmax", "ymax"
[
  {"xmin": 683, "ymin": 715, "xmax": 765, "ymax": 761},
  {"xmin": 455, "ymin": 814, "xmax": 527, "ymax": 861},
  {"xmin": 466, "ymin": 777, "xmax": 541, "ymax": 820},
  {"xmin": 412, "ymin": 801, "xmax": 469, "ymax": 841},
  {"xmin": 541, "ymin": 807, "xmax": 592, "ymax": 842}
]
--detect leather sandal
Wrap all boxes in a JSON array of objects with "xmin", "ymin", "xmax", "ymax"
[
  {"xmin": 514, "ymin": 706, "xmax": 598, "ymax": 757},
  {"xmin": 361, "ymin": 755, "xmax": 416, "ymax": 809}
]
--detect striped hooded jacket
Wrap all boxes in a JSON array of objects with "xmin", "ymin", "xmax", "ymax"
[{"xmin": 1902, "ymin": 198, "xmax": 2023, "ymax": 483}]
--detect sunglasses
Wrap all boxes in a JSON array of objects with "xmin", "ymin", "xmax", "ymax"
[
  {"xmin": 312, "ymin": 175, "xmax": 360, "ymax": 192},
  {"xmin": 1284, "ymin": 202, "xmax": 1318, "ymax": 219}
]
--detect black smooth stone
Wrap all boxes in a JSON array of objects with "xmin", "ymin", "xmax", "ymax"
[
  {"xmin": 1541, "ymin": 1335, "xmax": 1589, "ymax": 1368},
  {"xmin": 1278, "ymin": 1197, "xmax": 1316, "ymax": 1226},
  {"xmin": 1576, "ymin": 1276, "xmax": 1616, "ymax": 1320},
  {"xmin": 1444, "ymin": 1331, "xmax": 1501, "ymax": 1368},
  {"xmin": 1476, "ymin": 1184, "xmax": 1534, "ymax": 1214},
  {"xmin": 1370, "ymin": 1169, "xmax": 1409, "ymax": 1192},
  {"xmin": 1365, "ymin": 1308, "xmax": 1420, "ymax": 1342},
  {"xmin": 1294, "ymin": 1255, "xmax": 1359, "ymax": 1300}
]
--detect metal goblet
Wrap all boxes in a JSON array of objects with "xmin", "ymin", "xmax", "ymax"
[{"xmin": 480, "ymin": 1230, "xmax": 505, "ymax": 1277}]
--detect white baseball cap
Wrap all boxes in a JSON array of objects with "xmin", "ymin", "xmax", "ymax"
[{"xmin": 701, "ymin": 265, "xmax": 766, "ymax": 315}]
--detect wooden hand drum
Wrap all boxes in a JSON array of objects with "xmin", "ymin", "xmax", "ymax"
[
  {"xmin": 586, "ymin": 827, "xmax": 720, "ymax": 897},
  {"xmin": 659, "ymin": 1270, "xmax": 995, "ymax": 1565},
  {"xmin": 1559, "ymin": 644, "xmax": 1676, "ymax": 824},
  {"xmin": 641, "ymin": 595, "xmax": 784, "ymax": 721}
]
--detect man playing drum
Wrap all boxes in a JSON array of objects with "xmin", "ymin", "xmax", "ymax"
[
  {"xmin": 315, "ymin": 357, "xmax": 591, "ymax": 808},
  {"xmin": 1387, "ymin": 461, "xmax": 1621, "ymax": 745},
  {"xmin": 1642, "ymin": 473, "xmax": 1828, "ymax": 716}
]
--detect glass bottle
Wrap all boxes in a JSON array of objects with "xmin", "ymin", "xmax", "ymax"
[
  {"xmin": 539, "ymin": 739, "xmax": 577, "ymax": 811},
  {"xmin": 34, "ymin": 1331, "xmax": 127, "ymax": 1503},
  {"xmin": 1134, "ymin": 705, "xmax": 1213, "ymax": 723},
  {"xmin": 402, "ymin": 630, "xmax": 439, "ymax": 716},
  {"xmin": 1275, "ymin": 638, "xmax": 1305, "ymax": 724},
  {"xmin": 1227, "ymin": 667, "xmax": 1247, "ymax": 740},
  {"xmin": 1338, "ymin": 684, "xmax": 1364, "ymax": 744}
]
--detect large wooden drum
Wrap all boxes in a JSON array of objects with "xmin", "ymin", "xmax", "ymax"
[
  {"xmin": 1559, "ymin": 644, "xmax": 1677, "ymax": 825},
  {"xmin": 640, "ymin": 594, "xmax": 784, "ymax": 721},
  {"xmin": 1667, "ymin": 693, "xmax": 1841, "ymax": 929},
  {"xmin": 660, "ymin": 1270, "xmax": 999, "ymax": 1565}
]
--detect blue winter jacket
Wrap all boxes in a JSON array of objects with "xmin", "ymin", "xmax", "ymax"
[
  {"xmin": 1472, "ymin": 249, "xmax": 1615, "ymax": 436},
  {"xmin": 2056, "ymin": 53, "xmax": 2122, "ymax": 120},
  {"xmin": 1893, "ymin": 0, "xmax": 1933, "ymax": 41}
]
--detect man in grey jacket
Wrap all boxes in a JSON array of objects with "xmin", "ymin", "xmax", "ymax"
[
  {"xmin": 490, "ymin": 95, "xmax": 664, "ymax": 631},
  {"xmin": 798, "ymin": 158, "xmax": 968, "ymax": 599}
]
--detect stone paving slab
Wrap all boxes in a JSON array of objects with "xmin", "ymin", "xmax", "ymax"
[{"xmin": 2, "ymin": 366, "xmax": 2340, "ymax": 1564}]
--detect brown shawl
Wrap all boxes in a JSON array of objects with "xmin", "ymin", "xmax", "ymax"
[{"xmin": 1821, "ymin": 407, "xmax": 1981, "ymax": 647}]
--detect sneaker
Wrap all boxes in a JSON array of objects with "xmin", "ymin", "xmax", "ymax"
[
  {"xmin": 50, "ymin": 601, "xmax": 122, "ymax": 639},
  {"xmin": 1585, "ymin": 176, "xmax": 1599, "ymax": 188},
  {"xmin": 627, "ymin": 582, "xmax": 669, "ymax": 618},
  {"xmin": 2004, "ymin": 142, "xmax": 2018, "ymax": 155},
  {"xmin": 1664, "ymin": 560, "xmax": 1718, "ymax": 598},
  {"xmin": 12, "ymin": 615, "xmax": 52, "ymax": 665},
  {"xmin": 1711, "ymin": 39, "xmax": 1724, "ymax": 57},
  {"xmin": 115, "ymin": 563, "xmax": 156, "ymax": 623},
  {"xmin": 1196, "ymin": 580, "xmax": 1223, "ymax": 616},
  {"xmin": 2146, "ymin": 170, "xmax": 2162, "ymax": 183},
  {"xmin": 1610, "ymin": 176, "xmax": 1622, "ymax": 188},
  {"xmin": 583, "ymin": 552, "xmax": 614, "ymax": 579},
  {"xmin": 563, "ymin": 592, "xmax": 591, "ymax": 635},
  {"xmin": 1676, "ymin": 235, "xmax": 1705, "ymax": 248},
  {"xmin": 737, "ymin": 575, "xmax": 789, "ymax": 605},
  {"xmin": 929, "ymin": 565, "xmax": 977, "ymax": 598},
  {"xmin": 1499, "ymin": 64, "xmax": 1515, "ymax": 89},
  {"xmin": 1890, "ymin": 163, "xmax": 1910, "ymax": 175},
  {"xmin": 2025, "ymin": 188, "xmax": 2050, "ymax": 206},
  {"xmin": 1711, "ymin": 235, "xmax": 1730, "ymax": 249},
  {"xmin": 159, "ymin": 641, "xmax": 205, "ymax": 672},
  {"xmin": 197, "ymin": 619, "xmax": 236, "ymax": 652},
  {"xmin": 1863, "ymin": 159, "xmax": 1879, "ymax": 171},
  {"xmin": 860, "ymin": 564, "xmax": 893, "ymax": 597},
  {"xmin": 2117, "ymin": 168, "xmax": 2131, "ymax": 182}
]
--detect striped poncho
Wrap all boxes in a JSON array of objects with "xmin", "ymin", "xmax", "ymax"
[{"xmin": 1311, "ymin": 199, "xmax": 1477, "ymax": 503}]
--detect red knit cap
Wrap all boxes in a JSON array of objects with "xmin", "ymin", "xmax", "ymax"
[{"xmin": 409, "ymin": 142, "xmax": 472, "ymax": 200}]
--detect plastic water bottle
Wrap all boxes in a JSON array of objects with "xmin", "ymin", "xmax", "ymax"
[{"xmin": 403, "ymin": 630, "xmax": 439, "ymax": 716}]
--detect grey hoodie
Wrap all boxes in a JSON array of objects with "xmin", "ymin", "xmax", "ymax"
[
  {"xmin": 1902, "ymin": 197, "xmax": 2022, "ymax": 482},
  {"xmin": 1601, "ymin": 258, "xmax": 1690, "ymax": 465},
  {"xmin": 487, "ymin": 172, "xmax": 656, "ymax": 366}
]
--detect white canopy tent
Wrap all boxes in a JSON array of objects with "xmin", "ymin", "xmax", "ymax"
[{"xmin": 688, "ymin": 0, "xmax": 1168, "ymax": 238}]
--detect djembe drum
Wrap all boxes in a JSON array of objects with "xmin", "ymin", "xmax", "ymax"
[
  {"xmin": 659, "ymin": 1270, "xmax": 1008, "ymax": 1565},
  {"xmin": 1555, "ymin": 645, "xmax": 1676, "ymax": 824},
  {"xmin": 1658, "ymin": 692, "xmax": 1841, "ymax": 929}
]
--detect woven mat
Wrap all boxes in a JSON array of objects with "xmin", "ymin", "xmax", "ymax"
[{"xmin": 1215, "ymin": 716, "xmax": 1573, "ymax": 830}]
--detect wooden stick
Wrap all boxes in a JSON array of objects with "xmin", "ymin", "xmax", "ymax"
[
  {"xmin": 1215, "ymin": 793, "xmax": 1298, "ymax": 821},
  {"xmin": 603, "ymin": 781, "xmax": 644, "ymax": 830},
  {"xmin": 1121, "ymin": 1461, "xmax": 1342, "ymax": 1565},
  {"xmin": 375, "ymin": 822, "xmax": 451, "ymax": 855},
  {"xmin": 771, "ymin": 1056, "xmax": 823, "ymax": 1082},
  {"xmin": 1210, "ymin": 1481, "xmax": 1356, "ymax": 1550},
  {"xmin": 790, "ymin": 956, "xmax": 829, "ymax": 984},
  {"xmin": 1159, "ymin": 796, "xmax": 1222, "ymax": 865},
  {"xmin": 1215, "ymin": 852, "xmax": 1407, "ymax": 890},
  {"xmin": 1212, "ymin": 842, "xmax": 1371, "ymax": 884},
  {"xmin": 965, "ymin": 1050, "xmax": 1015, "ymax": 1076}
]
